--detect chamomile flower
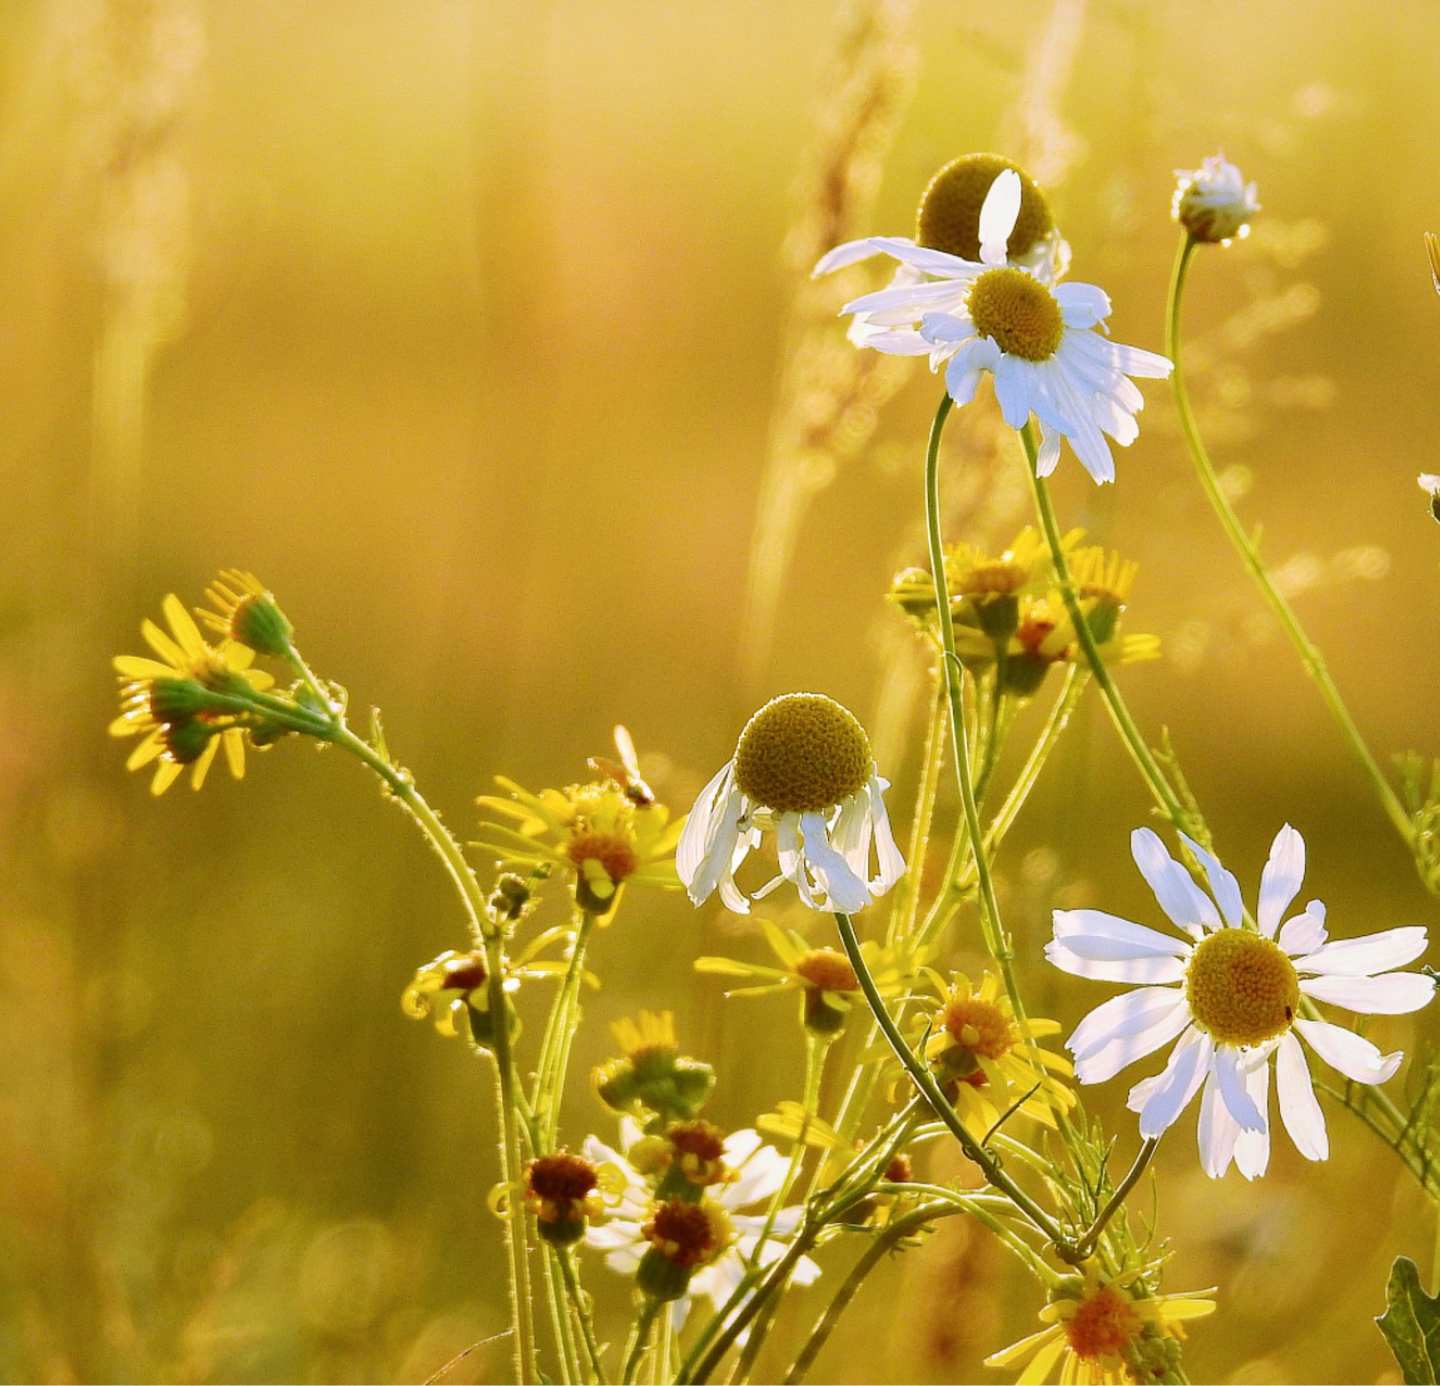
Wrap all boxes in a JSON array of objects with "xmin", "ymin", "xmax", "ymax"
[
  {"xmin": 1048, "ymin": 825, "xmax": 1434, "ymax": 1178},
  {"xmin": 110, "ymin": 594, "xmax": 274, "ymax": 794},
  {"xmin": 984, "ymin": 1262, "xmax": 1215, "ymax": 1385},
  {"xmin": 582, "ymin": 1121, "xmax": 819, "ymax": 1323},
  {"xmin": 1171, "ymin": 153, "xmax": 1259, "ymax": 245},
  {"xmin": 677, "ymin": 694, "xmax": 904, "ymax": 916},
  {"xmin": 828, "ymin": 168, "xmax": 1171, "ymax": 484}
]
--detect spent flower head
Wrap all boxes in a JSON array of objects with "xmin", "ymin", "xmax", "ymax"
[
  {"xmin": 523, "ymin": 1150, "xmax": 606, "ymax": 1246},
  {"xmin": 110, "ymin": 594, "xmax": 276, "ymax": 794},
  {"xmin": 592, "ymin": 1012, "xmax": 716, "ymax": 1126},
  {"xmin": 198, "ymin": 569, "xmax": 295, "ymax": 658},
  {"xmin": 821, "ymin": 164, "xmax": 1171, "ymax": 484},
  {"xmin": 474, "ymin": 728, "xmax": 682, "ymax": 920},
  {"xmin": 1048, "ymin": 825, "xmax": 1435, "ymax": 1177},
  {"xmin": 985, "ymin": 1262, "xmax": 1215, "ymax": 1384},
  {"xmin": 1172, "ymin": 153, "xmax": 1259, "ymax": 245},
  {"xmin": 678, "ymin": 693, "xmax": 904, "ymax": 915}
]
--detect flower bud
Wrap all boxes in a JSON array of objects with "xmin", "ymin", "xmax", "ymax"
[{"xmin": 1172, "ymin": 154, "xmax": 1259, "ymax": 245}]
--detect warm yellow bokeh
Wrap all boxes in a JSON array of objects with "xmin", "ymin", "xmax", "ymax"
[{"xmin": 3, "ymin": 1, "xmax": 1439, "ymax": 1381}]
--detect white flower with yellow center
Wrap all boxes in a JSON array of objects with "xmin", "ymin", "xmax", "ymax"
[
  {"xmin": 825, "ymin": 168, "xmax": 1171, "ymax": 485},
  {"xmin": 677, "ymin": 693, "xmax": 904, "ymax": 915},
  {"xmin": 1047, "ymin": 825, "xmax": 1434, "ymax": 1178},
  {"xmin": 1172, "ymin": 153, "xmax": 1260, "ymax": 245}
]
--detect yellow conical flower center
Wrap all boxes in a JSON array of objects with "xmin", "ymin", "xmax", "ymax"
[
  {"xmin": 967, "ymin": 268, "xmax": 1064, "ymax": 361},
  {"xmin": 1064, "ymin": 1286, "xmax": 1141, "ymax": 1361},
  {"xmin": 942, "ymin": 995, "xmax": 1014, "ymax": 1060},
  {"xmin": 733, "ymin": 693, "xmax": 871, "ymax": 814},
  {"xmin": 916, "ymin": 152, "xmax": 1054, "ymax": 263},
  {"xmin": 1185, "ymin": 929, "xmax": 1299, "ymax": 1046}
]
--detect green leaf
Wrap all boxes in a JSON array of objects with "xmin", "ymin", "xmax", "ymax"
[{"xmin": 1377, "ymin": 1257, "xmax": 1440, "ymax": 1384}]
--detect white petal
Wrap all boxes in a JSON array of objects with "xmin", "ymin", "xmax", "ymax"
[
  {"xmin": 829, "ymin": 791, "xmax": 872, "ymax": 881},
  {"xmin": 920, "ymin": 311, "xmax": 973, "ymax": 345},
  {"xmin": 1294, "ymin": 1017, "xmax": 1403, "ymax": 1084},
  {"xmin": 676, "ymin": 762, "xmax": 732, "ymax": 887},
  {"xmin": 866, "ymin": 772, "xmax": 906, "ymax": 891},
  {"xmin": 1133, "ymin": 1027, "xmax": 1212, "ymax": 1137},
  {"xmin": 798, "ymin": 811, "xmax": 872, "ymax": 913},
  {"xmin": 1278, "ymin": 902, "xmax": 1327, "ymax": 956},
  {"xmin": 978, "ymin": 169, "xmax": 1022, "ymax": 266},
  {"xmin": 1299, "ymin": 972, "xmax": 1436, "ymax": 1014},
  {"xmin": 842, "ymin": 279, "xmax": 969, "ymax": 316},
  {"xmin": 849, "ymin": 323, "xmax": 933, "ymax": 355},
  {"xmin": 1071, "ymin": 990, "xmax": 1192, "ymax": 1085},
  {"xmin": 1104, "ymin": 341, "xmax": 1173, "ymax": 378},
  {"xmin": 1300, "ymin": 927, "xmax": 1429, "ymax": 977},
  {"xmin": 1233, "ymin": 1058, "xmax": 1272, "ymax": 1179},
  {"xmin": 1276, "ymin": 1031, "xmax": 1328, "ymax": 1161},
  {"xmin": 1215, "ymin": 1046, "xmax": 1266, "ymax": 1131},
  {"xmin": 1034, "ymin": 421, "xmax": 1061, "ymax": 477},
  {"xmin": 1044, "ymin": 941, "xmax": 1189, "ymax": 985},
  {"xmin": 991, "ymin": 352, "xmax": 1033, "ymax": 428},
  {"xmin": 1257, "ymin": 825, "xmax": 1306, "ymax": 938},
  {"xmin": 1197, "ymin": 1069, "xmax": 1240, "ymax": 1177},
  {"xmin": 1054, "ymin": 281, "xmax": 1111, "ymax": 326},
  {"xmin": 1130, "ymin": 828, "xmax": 1222, "ymax": 934},
  {"xmin": 812, "ymin": 238, "xmax": 885, "ymax": 276},
  {"xmin": 1177, "ymin": 833, "xmax": 1245, "ymax": 929},
  {"xmin": 1052, "ymin": 909, "xmax": 1191, "ymax": 959},
  {"xmin": 1069, "ymin": 985, "xmax": 1187, "ymax": 1059},
  {"xmin": 872, "ymin": 238, "xmax": 982, "ymax": 278}
]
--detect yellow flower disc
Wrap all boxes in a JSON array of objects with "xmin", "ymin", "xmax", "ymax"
[
  {"xmin": 1185, "ymin": 929, "xmax": 1300, "ymax": 1047},
  {"xmin": 942, "ymin": 995, "xmax": 1014, "ymax": 1060},
  {"xmin": 916, "ymin": 152, "xmax": 1054, "ymax": 263},
  {"xmin": 966, "ymin": 267, "xmax": 1064, "ymax": 361},
  {"xmin": 1063, "ymin": 1286, "xmax": 1141, "ymax": 1361},
  {"xmin": 794, "ymin": 949, "xmax": 860, "ymax": 994},
  {"xmin": 733, "ymin": 694, "xmax": 871, "ymax": 814}
]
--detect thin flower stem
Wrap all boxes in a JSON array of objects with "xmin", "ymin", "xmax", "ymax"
[
  {"xmin": 832, "ymin": 909, "xmax": 1073, "ymax": 1254},
  {"xmin": 750, "ymin": 1034, "xmax": 826, "ymax": 1270},
  {"xmin": 534, "ymin": 911, "xmax": 596, "ymax": 1144},
  {"xmin": 1071, "ymin": 1137, "xmax": 1160, "ymax": 1260},
  {"xmin": 1018, "ymin": 427, "xmax": 1201, "ymax": 843},
  {"xmin": 621, "ymin": 1299, "xmax": 662, "ymax": 1386},
  {"xmin": 922, "ymin": 393, "xmax": 1026, "ymax": 1012},
  {"xmin": 886, "ymin": 668, "xmax": 947, "ymax": 946},
  {"xmin": 1165, "ymin": 233, "xmax": 1415, "ymax": 851},
  {"xmin": 541, "ymin": 1244, "xmax": 583, "ymax": 1386},
  {"xmin": 557, "ymin": 1248, "xmax": 609, "ymax": 1385}
]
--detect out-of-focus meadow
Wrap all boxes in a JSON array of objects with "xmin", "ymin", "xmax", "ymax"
[{"xmin": 5, "ymin": 1, "xmax": 1440, "ymax": 1381}]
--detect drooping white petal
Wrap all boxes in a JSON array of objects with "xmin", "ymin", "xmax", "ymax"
[
  {"xmin": 1233, "ymin": 1058, "xmax": 1272, "ymax": 1179},
  {"xmin": 1278, "ymin": 901, "xmax": 1327, "ymax": 956},
  {"xmin": 1257, "ymin": 824, "xmax": 1306, "ymax": 938},
  {"xmin": 1177, "ymin": 832, "xmax": 1245, "ymax": 929},
  {"xmin": 812, "ymin": 237, "xmax": 887, "ymax": 276},
  {"xmin": 1197, "ymin": 1069, "xmax": 1241, "ymax": 1178},
  {"xmin": 1047, "ymin": 364, "xmax": 1115, "ymax": 483},
  {"xmin": 1034, "ymin": 421, "xmax": 1062, "ymax": 477},
  {"xmin": 1294, "ymin": 1017, "xmax": 1403, "ymax": 1085},
  {"xmin": 1134, "ymin": 1027, "xmax": 1213, "ymax": 1137},
  {"xmin": 1044, "ymin": 941, "xmax": 1189, "ymax": 985},
  {"xmin": 798, "ymin": 811, "xmax": 872, "ymax": 913},
  {"xmin": 866, "ymin": 773, "xmax": 907, "ymax": 891},
  {"xmin": 775, "ymin": 813, "xmax": 816, "ymax": 908},
  {"xmin": 991, "ymin": 352, "xmax": 1033, "ymax": 428},
  {"xmin": 829, "ymin": 790, "xmax": 873, "ymax": 883},
  {"xmin": 978, "ymin": 169, "xmax": 1022, "ymax": 266},
  {"xmin": 1071, "ymin": 990, "xmax": 1192, "ymax": 1084},
  {"xmin": 1130, "ymin": 828, "xmax": 1223, "ymax": 935},
  {"xmin": 1052, "ymin": 909, "xmax": 1191, "ymax": 959},
  {"xmin": 676, "ymin": 761, "xmax": 732, "ymax": 886},
  {"xmin": 1299, "ymin": 927, "xmax": 1429, "ymax": 977},
  {"xmin": 1299, "ymin": 971, "xmax": 1436, "ymax": 1014},
  {"xmin": 1215, "ymin": 1045, "xmax": 1266, "ymax": 1132},
  {"xmin": 1276, "ymin": 1031, "xmax": 1328, "ymax": 1161},
  {"xmin": 868, "ymin": 238, "xmax": 983, "ymax": 279},
  {"xmin": 680, "ymin": 767, "xmax": 747, "ymax": 907}
]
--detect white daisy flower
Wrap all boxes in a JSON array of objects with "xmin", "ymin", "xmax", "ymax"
[
  {"xmin": 582, "ymin": 1122, "xmax": 819, "ymax": 1326},
  {"xmin": 1047, "ymin": 825, "xmax": 1433, "ymax": 1179},
  {"xmin": 676, "ymin": 693, "xmax": 904, "ymax": 916},
  {"xmin": 823, "ymin": 169, "xmax": 1171, "ymax": 485},
  {"xmin": 1171, "ymin": 153, "xmax": 1260, "ymax": 245}
]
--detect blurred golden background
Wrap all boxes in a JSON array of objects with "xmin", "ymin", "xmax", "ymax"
[{"xmin": 4, "ymin": 0, "xmax": 1440, "ymax": 1380}]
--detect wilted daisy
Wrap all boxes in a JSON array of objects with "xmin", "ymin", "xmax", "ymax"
[
  {"xmin": 583, "ymin": 1121, "xmax": 819, "ymax": 1322},
  {"xmin": 110, "ymin": 594, "xmax": 274, "ymax": 794},
  {"xmin": 677, "ymin": 693, "xmax": 904, "ymax": 915},
  {"xmin": 985, "ymin": 1262, "xmax": 1215, "ymax": 1385},
  {"xmin": 822, "ymin": 166, "xmax": 1170, "ymax": 484},
  {"xmin": 1171, "ymin": 153, "xmax": 1259, "ymax": 245},
  {"xmin": 1048, "ymin": 825, "xmax": 1434, "ymax": 1178}
]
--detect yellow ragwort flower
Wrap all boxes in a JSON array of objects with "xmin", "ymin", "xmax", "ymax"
[
  {"xmin": 474, "ymin": 729, "xmax": 683, "ymax": 920},
  {"xmin": 110, "ymin": 595, "xmax": 273, "ymax": 794},
  {"xmin": 923, "ymin": 972, "xmax": 1075, "ymax": 1134},
  {"xmin": 985, "ymin": 1262, "xmax": 1215, "ymax": 1384}
]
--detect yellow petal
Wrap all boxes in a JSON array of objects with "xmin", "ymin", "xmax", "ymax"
[
  {"xmin": 163, "ymin": 595, "xmax": 207, "ymax": 660},
  {"xmin": 141, "ymin": 617, "xmax": 188, "ymax": 670},
  {"xmin": 985, "ymin": 1325, "xmax": 1059, "ymax": 1370},
  {"xmin": 126, "ymin": 730, "xmax": 164, "ymax": 770},
  {"xmin": 150, "ymin": 759, "xmax": 183, "ymax": 795},
  {"xmin": 114, "ymin": 655, "xmax": 176, "ymax": 680},
  {"xmin": 189, "ymin": 735, "xmax": 219, "ymax": 790},
  {"xmin": 223, "ymin": 727, "xmax": 246, "ymax": 779}
]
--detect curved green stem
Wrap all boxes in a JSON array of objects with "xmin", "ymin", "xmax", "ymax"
[
  {"xmin": 557, "ymin": 1249, "xmax": 608, "ymax": 1384},
  {"xmin": 1165, "ymin": 233, "xmax": 1415, "ymax": 851},
  {"xmin": 1019, "ymin": 428, "xmax": 1200, "ymax": 843},
  {"xmin": 621, "ymin": 1299, "xmax": 661, "ymax": 1385},
  {"xmin": 832, "ymin": 910, "xmax": 1072, "ymax": 1253},
  {"xmin": 922, "ymin": 394, "xmax": 1025, "ymax": 1011},
  {"xmin": 534, "ymin": 911, "xmax": 596, "ymax": 1143}
]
